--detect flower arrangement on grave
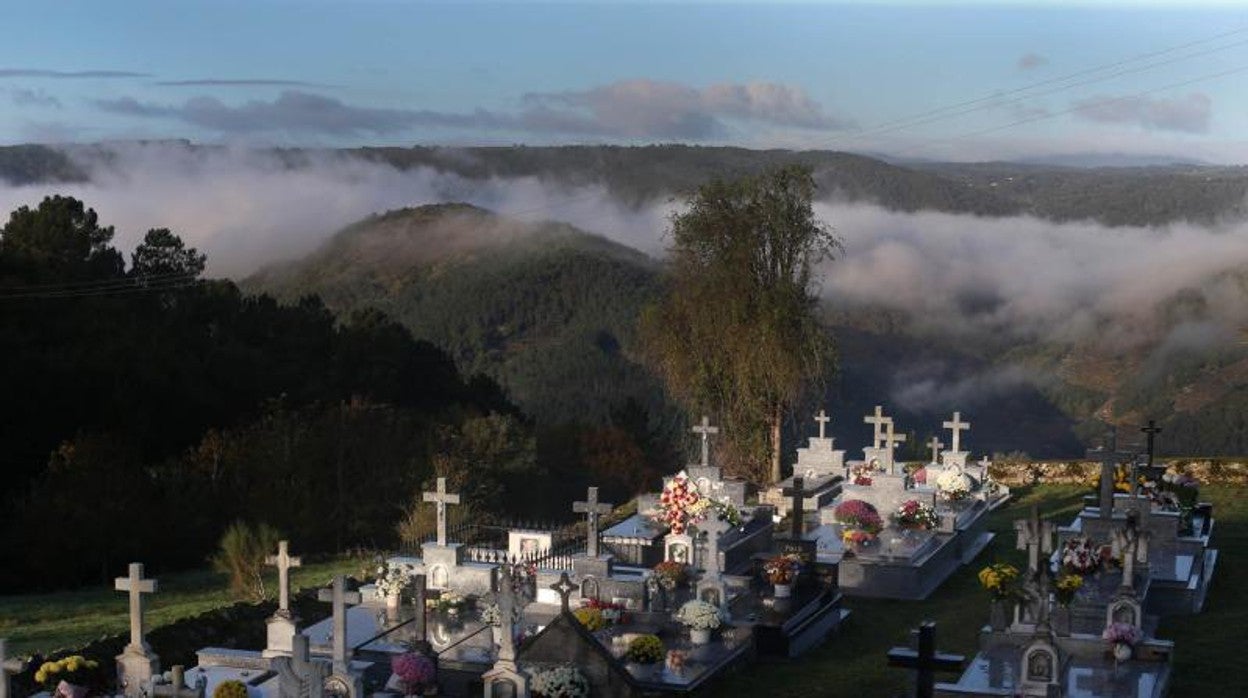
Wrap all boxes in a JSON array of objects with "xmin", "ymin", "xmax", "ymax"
[
  {"xmin": 584, "ymin": 597, "xmax": 627, "ymax": 624},
  {"xmin": 426, "ymin": 589, "xmax": 467, "ymax": 614},
  {"xmin": 665, "ymin": 649, "xmax": 689, "ymax": 674},
  {"xmin": 1102, "ymin": 622, "xmax": 1143, "ymax": 661},
  {"xmin": 850, "ymin": 461, "xmax": 883, "ymax": 486},
  {"xmin": 624, "ymin": 635, "xmax": 665, "ymax": 664},
  {"xmin": 977, "ymin": 563, "xmax": 1020, "ymax": 600},
  {"xmin": 674, "ymin": 599, "xmax": 726, "ymax": 630},
  {"xmin": 1055, "ymin": 574, "xmax": 1084, "ymax": 606},
  {"xmin": 763, "ymin": 554, "xmax": 802, "ymax": 585},
  {"xmin": 651, "ymin": 471, "xmax": 742, "ymax": 534},
  {"xmin": 213, "ymin": 681, "xmax": 249, "ymax": 698},
  {"xmin": 842, "ymin": 529, "xmax": 876, "ymax": 547},
  {"xmin": 375, "ymin": 564, "xmax": 412, "ymax": 598},
  {"xmin": 833, "ymin": 499, "xmax": 883, "ymax": 535},
  {"xmin": 891, "ymin": 499, "xmax": 939, "ymax": 530},
  {"xmin": 652, "ymin": 561, "xmax": 690, "ymax": 590},
  {"xmin": 480, "ymin": 600, "xmax": 521, "ymax": 627},
  {"xmin": 1061, "ymin": 537, "xmax": 1112, "ymax": 576},
  {"xmin": 529, "ymin": 665, "xmax": 590, "ymax": 698},
  {"xmin": 391, "ymin": 652, "xmax": 437, "ymax": 694},
  {"xmin": 35, "ymin": 655, "xmax": 101, "ymax": 697},
  {"xmin": 573, "ymin": 606, "xmax": 607, "ymax": 631},
  {"xmin": 935, "ymin": 468, "xmax": 973, "ymax": 501}
]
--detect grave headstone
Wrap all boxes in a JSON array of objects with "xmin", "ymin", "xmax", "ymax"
[
  {"xmin": 482, "ymin": 565, "xmax": 530, "ymax": 698},
  {"xmin": 1, "ymin": 639, "xmax": 27, "ymax": 698},
  {"xmin": 692, "ymin": 415, "xmax": 719, "ymax": 469},
  {"xmin": 264, "ymin": 540, "xmax": 302, "ymax": 657},
  {"xmin": 886, "ymin": 622, "xmax": 964, "ymax": 698},
  {"xmin": 1087, "ymin": 428, "xmax": 1132, "ymax": 520},
  {"xmin": 1111, "ymin": 511, "xmax": 1150, "ymax": 595},
  {"xmin": 573, "ymin": 486, "xmax": 613, "ymax": 559},
  {"xmin": 274, "ymin": 634, "xmax": 329, "ymax": 698},
  {"xmin": 1018, "ymin": 638, "xmax": 1061, "ymax": 696},
  {"xmin": 424, "ymin": 477, "xmax": 462, "ymax": 547},
  {"xmin": 695, "ymin": 514, "xmax": 733, "ymax": 609},
  {"xmin": 1014, "ymin": 506, "xmax": 1055, "ymax": 630},
  {"xmin": 316, "ymin": 576, "xmax": 362, "ymax": 676},
  {"xmin": 941, "ymin": 412, "xmax": 971, "ymax": 468},
  {"xmin": 927, "ymin": 437, "xmax": 944, "ymax": 466},
  {"xmin": 114, "ymin": 562, "xmax": 160, "ymax": 697}
]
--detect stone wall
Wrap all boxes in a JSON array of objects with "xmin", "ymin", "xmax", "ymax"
[{"xmin": 986, "ymin": 458, "xmax": 1248, "ymax": 487}]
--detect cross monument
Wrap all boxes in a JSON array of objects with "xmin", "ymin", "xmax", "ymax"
[
  {"xmin": 692, "ymin": 415, "xmax": 719, "ymax": 468},
  {"xmin": 942, "ymin": 412, "xmax": 970, "ymax": 455},
  {"xmin": 317, "ymin": 576, "xmax": 363, "ymax": 675},
  {"xmin": 423, "ymin": 477, "xmax": 461, "ymax": 547},
  {"xmin": 887, "ymin": 622, "xmax": 965, "ymax": 698},
  {"xmin": 573, "ymin": 486, "xmax": 613, "ymax": 558},
  {"xmin": 815, "ymin": 409, "xmax": 831, "ymax": 440}
]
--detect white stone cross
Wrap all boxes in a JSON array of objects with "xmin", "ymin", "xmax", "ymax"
[
  {"xmin": 1, "ymin": 639, "xmax": 27, "ymax": 698},
  {"xmin": 115, "ymin": 562, "xmax": 158, "ymax": 652},
  {"xmin": 864, "ymin": 405, "xmax": 889, "ymax": 448},
  {"xmin": 423, "ymin": 477, "xmax": 461, "ymax": 546},
  {"xmin": 1087, "ymin": 428, "xmax": 1128, "ymax": 520},
  {"xmin": 928, "ymin": 436, "xmax": 945, "ymax": 465},
  {"xmin": 942, "ymin": 412, "xmax": 970, "ymax": 454},
  {"xmin": 1113, "ymin": 514, "xmax": 1150, "ymax": 594},
  {"xmin": 815, "ymin": 409, "xmax": 831, "ymax": 440},
  {"xmin": 1014, "ymin": 506, "xmax": 1055, "ymax": 577},
  {"xmin": 691, "ymin": 415, "xmax": 720, "ymax": 468},
  {"xmin": 266, "ymin": 540, "xmax": 302, "ymax": 616},
  {"xmin": 698, "ymin": 515, "xmax": 732, "ymax": 582},
  {"xmin": 881, "ymin": 419, "xmax": 907, "ymax": 471},
  {"xmin": 573, "ymin": 486, "xmax": 614, "ymax": 558},
  {"xmin": 317, "ymin": 576, "xmax": 362, "ymax": 675},
  {"xmin": 496, "ymin": 565, "xmax": 520, "ymax": 665}
]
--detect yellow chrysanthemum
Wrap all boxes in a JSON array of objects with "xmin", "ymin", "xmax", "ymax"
[{"xmin": 34, "ymin": 670, "xmax": 46, "ymax": 684}]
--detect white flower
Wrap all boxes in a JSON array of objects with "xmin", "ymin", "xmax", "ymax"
[{"xmin": 674, "ymin": 600, "xmax": 726, "ymax": 630}]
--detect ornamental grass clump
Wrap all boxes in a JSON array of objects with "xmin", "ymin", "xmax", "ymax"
[
  {"xmin": 529, "ymin": 665, "xmax": 590, "ymax": 698},
  {"xmin": 213, "ymin": 680, "xmax": 249, "ymax": 698},
  {"xmin": 624, "ymin": 635, "xmax": 665, "ymax": 664},
  {"xmin": 977, "ymin": 563, "xmax": 1020, "ymax": 600},
  {"xmin": 833, "ymin": 500, "xmax": 882, "ymax": 534},
  {"xmin": 674, "ymin": 599, "xmax": 725, "ymax": 630}
]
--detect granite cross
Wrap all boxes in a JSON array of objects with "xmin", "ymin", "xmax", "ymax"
[
  {"xmin": 0, "ymin": 639, "xmax": 27, "ymax": 698},
  {"xmin": 1014, "ymin": 506, "xmax": 1055, "ymax": 629},
  {"xmin": 317, "ymin": 575, "xmax": 362, "ymax": 675},
  {"xmin": 1141, "ymin": 420, "xmax": 1163, "ymax": 471},
  {"xmin": 278, "ymin": 634, "xmax": 327, "ymax": 698},
  {"xmin": 815, "ymin": 409, "xmax": 831, "ymax": 440},
  {"xmin": 864, "ymin": 405, "xmax": 889, "ymax": 448},
  {"xmin": 691, "ymin": 415, "xmax": 719, "ymax": 468},
  {"xmin": 495, "ymin": 565, "xmax": 520, "ymax": 667},
  {"xmin": 115, "ymin": 562, "xmax": 158, "ymax": 652},
  {"xmin": 887, "ymin": 622, "xmax": 965, "ymax": 698},
  {"xmin": 1113, "ymin": 512, "xmax": 1150, "ymax": 595},
  {"xmin": 942, "ymin": 412, "xmax": 970, "ymax": 455},
  {"xmin": 784, "ymin": 476, "xmax": 807, "ymax": 538},
  {"xmin": 1087, "ymin": 428, "xmax": 1127, "ymax": 520},
  {"xmin": 423, "ymin": 477, "xmax": 461, "ymax": 547},
  {"xmin": 266, "ymin": 540, "xmax": 302, "ymax": 616},
  {"xmin": 573, "ymin": 486, "xmax": 613, "ymax": 558},
  {"xmin": 550, "ymin": 572, "xmax": 577, "ymax": 614},
  {"xmin": 881, "ymin": 419, "xmax": 907, "ymax": 472},
  {"xmin": 927, "ymin": 437, "xmax": 945, "ymax": 465}
]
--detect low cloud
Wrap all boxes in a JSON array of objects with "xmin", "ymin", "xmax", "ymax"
[
  {"xmin": 8, "ymin": 88, "xmax": 61, "ymax": 108},
  {"xmin": 155, "ymin": 79, "xmax": 328, "ymax": 87},
  {"xmin": 1017, "ymin": 53, "xmax": 1048, "ymax": 71},
  {"xmin": 95, "ymin": 80, "xmax": 850, "ymax": 140},
  {"xmin": 1072, "ymin": 92, "xmax": 1212, "ymax": 133},
  {"xmin": 0, "ymin": 69, "xmax": 148, "ymax": 79}
]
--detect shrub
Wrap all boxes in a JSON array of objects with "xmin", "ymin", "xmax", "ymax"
[
  {"xmin": 624, "ymin": 634, "xmax": 664, "ymax": 664},
  {"xmin": 211, "ymin": 520, "xmax": 282, "ymax": 601}
]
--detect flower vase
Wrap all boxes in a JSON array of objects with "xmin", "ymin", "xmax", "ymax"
[
  {"xmin": 386, "ymin": 593, "xmax": 401, "ymax": 610},
  {"xmin": 773, "ymin": 583, "xmax": 792, "ymax": 599},
  {"xmin": 989, "ymin": 599, "xmax": 1009, "ymax": 631},
  {"xmin": 1113, "ymin": 642, "xmax": 1133, "ymax": 662},
  {"xmin": 690, "ymin": 628, "xmax": 712, "ymax": 645},
  {"xmin": 491, "ymin": 625, "xmax": 502, "ymax": 646},
  {"xmin": 56, "ymin": 681, "xmax": 88, "ymax": 698}
]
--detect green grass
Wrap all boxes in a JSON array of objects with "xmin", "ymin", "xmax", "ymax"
[
  {"xmin": 0, "ymin": 558, "xmax": 363, "ymax": 656},
  {"xmin": 721, "ymin": 485, "xmax": 1243, "ymax": 697}
]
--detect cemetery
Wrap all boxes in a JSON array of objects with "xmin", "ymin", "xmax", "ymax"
[{"xmin": 0, "ymin": 415, "xmax": 1229, "ymax": 698}]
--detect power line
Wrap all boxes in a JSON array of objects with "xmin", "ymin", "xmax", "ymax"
[
  {"xmin": 0, "ymin": 276, "xmax": 202, "ymax": 300},
  {"xmin": 0, "ymin": 269, "xmax": 198, "ymax": 292}
]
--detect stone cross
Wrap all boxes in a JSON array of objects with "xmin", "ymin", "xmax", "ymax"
[
  {"xmin": 942, "ymin": 412, "xmax": 970, "ymax": 454},
  {"xmin": 550, "ymin": 572, "xmax": 577, "ymax": 614},
  {"xmin": 927, "ymin": 437, "xmax": 944, "ymax": 465},
  {"xmin": 495, "ymin": 565, "xmax": 520, "ymax": 666},
  {"xmin": 691, "ymin": 415, "xmax": 719, "ymax": 468},
  {"xmin": 864, "ymin": 405, "xmax": 889, "ymax": 448},
  {"xmin": 276, "ymin": 634, "xmax": 328, "ymax": 698},
  {"xmin": 115, "ymin": 562, "xmax": 158, "ymax": 652},
  {"xmin": 1113, "ymin": 513, "xmax": 1150, "ymax": 595},
  {"xmin": 1141, "ymin": 420, "xmax": 1163, "ymax": 479},
  {"xmin": 573, "ymin": 486, "xmax": 613, "ymax": 558},
  {"xmin": 317, "ymin": 576, "xmax": 362, "ymax": 675},
  {"xmin": 1014, "ymin": 506, "xmax": 1055, "ymax": 578},
  {"xmin": 977, "ymin": 455, "xmax": 991, "ymax": 469},
  {"xmin": 266, "ymin": 540, "xmax": 302, "ymax": 616},
  {"xmin": 1, "ymin": 639, "xmax": 27, "ymax": 698},
  {"xmin": 1087, "ymin": 428, "xmax": 1127, "ymax": 520},
  {"xmin": 881, "ymin": 419, "xmax": 907, "ymax": 472},
  {"xmin": 784, "ymin": 476, "xmax": 807, "ymax": 538},
  {"xmin": 815, "ymin": 409, "xmax": 831, "ymax": 440},
  {"xmin": 423, "ymin": 477, "xmax": 461, "ymax": 547},
  {"xmin": 887, "ymin": 622, "xmax": 965, "ymax": 698}
]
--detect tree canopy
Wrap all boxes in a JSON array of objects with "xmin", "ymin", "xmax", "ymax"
[{"xmin": 640, "ymin": 165, "xmax": 840, "ymax": 483}]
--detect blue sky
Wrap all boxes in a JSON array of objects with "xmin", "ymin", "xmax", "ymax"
[{"xmin": 2, "ymin": 1, "xmax": 1246, "ymax": 161}]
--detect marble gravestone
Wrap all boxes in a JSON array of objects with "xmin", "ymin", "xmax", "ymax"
[
  {"xmin": 765, "ymin": 409, "xmax": 846, "ymax": 516},
  {"xmin": 115, "ymin": 562, "xmax": 160, "ymax": 698}
]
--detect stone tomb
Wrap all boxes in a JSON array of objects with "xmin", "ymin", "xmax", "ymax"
[{"xmin": 762, "ymin": 410, "xmax": 846, "ymax": 517}]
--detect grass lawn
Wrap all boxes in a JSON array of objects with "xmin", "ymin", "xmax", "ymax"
[
  {"xmin": 721, "ymin": 484, "xmax": 1245, "ymax": 697},
  {"xmin": 0, "ymin": 558, "xmax": 363, "ymax": 657}
]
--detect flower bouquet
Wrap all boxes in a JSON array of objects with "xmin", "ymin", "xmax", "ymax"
[
  {"xmin": 1055, "ymin": 574, "xmax": 1084, "ymax": 606},
  {"xmin": 624, "ymin": 635, "xmax": 665, "ymax": 664},
  {"xmin": 391, "ymin": 652, "xmax": 437, "ymax": 695},
  {"xmin": 763, "ymin": 554, "xmax": 802, "ymax": 586},
  {"xmin": 891, "ymin": 499, "xmax": 939, "ymax": 530},
  {"xmin": 375, "ymin": 565, "xmax": 412, "ymax": 600},
  {"xmin": 851, "ymin": 461, "xmax": 883, "ymax": 486},
  {"xmin": 573, "ymin": 606, "xmax": 607, "ymax": 632},
  {"xmin": 1102, "ymin": 622, "xmax": 1143, "ymax": 661},
  {"xmin": 426, "ymin": 589, "xmax": 466, "ymax": 614},
  {"xmin": 1061, "ymin": 537, "xmax": 1101, "ymax": 576},
  {"xmin": 529, "ymin": 665, "xmax": 589, "ymax": 698},
  {"xmin": 675, "ymin": 599, "xmax": 725, "ymax": 644},
  {"xmin": 665, "ymin": 649, "xmax": 689, "ymax": 675},
  {"xmin": 481, "ymin": 600, "xmax": 521, "ymax": 628},
  {"xmin": 35, "ymin": 656, "xmax": 102, "ymax": 698},
  {"xmin": 584, "ymin": 598, "xmax": 627, "ymax": 625},
  {"xmin": 977, "ymin": 563, "xmax": 1020, "ymax": 600},
  {"xmin": 652, "ymin": 561, "xmax": 689, "ymax": 590},
  {"xmin": 935, "ymin": 469, "xmax": 972, "ymax": 501},
  {"xmin": 833, "ymin": 500, "xmax": 883, "ymax": 534}
]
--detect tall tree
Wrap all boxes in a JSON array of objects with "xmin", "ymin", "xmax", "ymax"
[{"xmin": 639, "ymin": 165, "xmax": 840, "ymax": 483}]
